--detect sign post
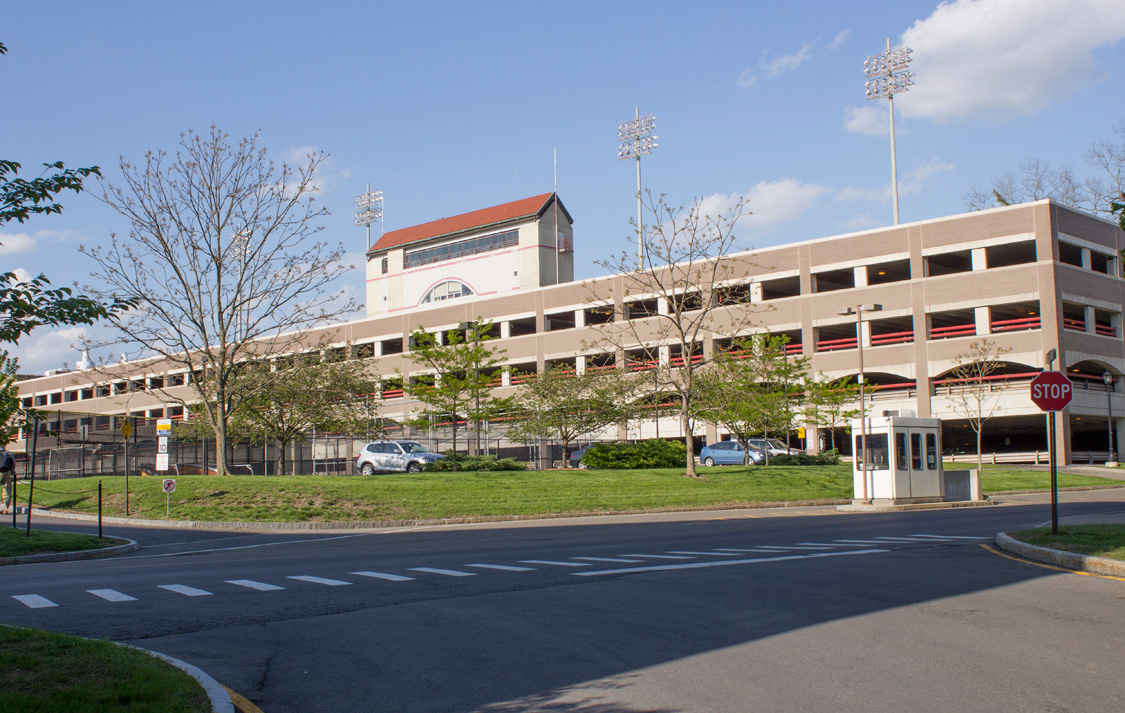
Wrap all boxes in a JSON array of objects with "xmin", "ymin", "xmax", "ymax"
[
  {"xmin": 162, "ymin": 478, "xmax": 176, "ymax": 517},
  {"xmin": 1030, "ymin": 370, "xmax": 1073, "ymax": 534},
  {"xmin": 120, "ymin": 417, "xmax": 133, "ymax": 516},
  {"xmin": 156, "ymin": 419, "xmax": 172, "ymax": 472}
]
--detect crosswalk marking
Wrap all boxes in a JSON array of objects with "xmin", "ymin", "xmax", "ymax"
[
  {"xmin": 667, "ymin": 551, "xmax": 741, "ymax": 557},
  {"xmin": 13, "ymin": 594, "xmax": 56, "ymax": 608},
  {"xmin": 351, "ymin": 571, "xmax": 415, "ymax": 582},
  {"xmin": 158, "ymin": 584, "xmax": 212, "ymax": 597},
  {"xmin": 571, "ymin": 557, "xmax": 644, "ymax": 563},
  {"xmin": 519, "ymin": 560, "xmax": 591, "ymax": 567},
  {"xmin": 287, "ymin": 576, "xmax": 351, "ymax": 586},
  {"xmin": 619, "ymin": 554, "xmax": 695, "ymax": 560},
  {"xmin": 794, "ymin": 542, "xmax": 847, "ymax": 547},
  {"xmin": 835, "ymin": 539, "xmax": 897, "ymax": 545},
  {"xmin": 226, "ymin": 580, "xmax": 284, "ymax": 592},
  {"xmin": 408, "ymin": 567, "xmax": 476, "ymax": 577},
  {"xmin": 465, "ymin": 564, "xmax": 536, "ymax": 572},
  {"xmin": 87, "ymin": 589, "xmax": 137, "ymax": 602}
]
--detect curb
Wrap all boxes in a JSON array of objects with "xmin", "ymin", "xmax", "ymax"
[
  {"xmin": 125, "ymin": 645, "xmax": 235, "ymax": 713},
  {"xmin": 994, "ymin": 532, "xmax": 1125, "ymax": 577},
  {"xmin": 837, "ymin": 500, "xmax": 996, "ymax": 513},
  {"xmin": 0, "ymin": 537, "xmax": 139, "ymax": 566}
]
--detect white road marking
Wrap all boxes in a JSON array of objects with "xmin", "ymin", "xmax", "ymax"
[
  {"xmin": 519, "ymin": 560, "xmax": 592, "ymax": 567},
  {"xmin": 571, "ymin": 557, "xmax": 644, "ymax": 563},
  {"xmin": 910, "ymin": 534, "xmax": 988, "ymax": 540},
  {"xmin": 619, "ymin": 554, "xmax": 695, "ymax": 560},
  {"xmin": 667, "ymin": 551, "xmax": 746, "ymax": 556},
  {"xmin": 158, "ymin": 584, "xmax": 212, "ymax": 597},
  {"xmin": 465, "ymin": 564, "xmax": 536, "ymax": 571},
  {"xmin": 125, "ymin": 533, "xmax": 378, "ymax": 560},
  {"xmin": 226, "ymin": 580, "xmax": 284, "ymax": 592},
  {"xmin": 794, "ymin": 542, "xmax": 847, "ymax": 547},
  {"xmin": 351, "ymin": 571, "xmax": 415, "ymax": 582},
  {"xmin": 835, "ymin": 539, "xmax": 898, "ymax": 545},
  {"xmin": 88, "ymin": 589, "xmax": 137, "ymax": 602},
  {"xmin": 287, "ymin": 576, "xmax": 352, "ymax": 586},
  {"xmin": 715, "ymin": 546, "xmax": 834, "ymax": 551},
  {"xmin": 872, "ymin": 537, "xmax": 933, "ymax": 542},
  {"xmin": 13, "ymin": 594, "xmax": 57, "ymax": 608},
  {"xmin": 573, "ymin": 549, "xmax": 889, "ymax": 576},
  {"xmin": 408, "ymin": 567, "xmax": 476, "ymax": 577}
]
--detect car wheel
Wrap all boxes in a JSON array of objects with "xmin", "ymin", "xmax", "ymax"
[
  {"xmin": 360, "ymin": 463, "xmax": 375, "ymax": 475},
  {"xmin": 406, "ymin": 462, "xmax": 423, "ymax": 473},
  {"xmin": 703, "ymin": 457, "xmax": 715, "ymax": 467}
]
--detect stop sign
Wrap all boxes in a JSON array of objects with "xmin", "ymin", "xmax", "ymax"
[{"xmin": 1030, "ymin": 371, "xmax": 1073, "ymax": 411}]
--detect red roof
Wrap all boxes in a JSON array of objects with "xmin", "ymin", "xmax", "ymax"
[{"xmin": 369, "ymin": 193, "xmax": 571, "ymax": 254}]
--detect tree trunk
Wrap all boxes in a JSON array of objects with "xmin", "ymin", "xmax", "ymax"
[
  {"xmin": 276, "ymin": 438, "xmax": 286, "ymax": 477},
  {"xmin": 681, "ymin": 396, "xmax": 697, "ymax": 478},
  {"xmin": 214, "ymin": 412, "xmax": 229, "ymax": 476}
]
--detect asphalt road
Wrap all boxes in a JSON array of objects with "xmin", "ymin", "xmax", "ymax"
[{"xmin": 3, "ymin": 490, "xmax": 1124, "ymax": 713}]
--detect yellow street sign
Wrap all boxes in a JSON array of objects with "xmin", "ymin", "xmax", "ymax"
[
  {"xmin": 797, "ymin": 428, "xmax": 806, "ymax": 438},
  {"xmin": 120, "ymin": 419, "xmax": 133, "ymax": 439}
]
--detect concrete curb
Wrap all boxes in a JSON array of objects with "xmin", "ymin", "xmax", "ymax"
[
  {"xmin": 125, "ymin": 645, "xmax": 235, "ymax": 713},
  {"xmin": 837, "ymin": 499, "xmax": 996, "ymax": 513},
  {"xmin": 995, "ymin": 532, "xmax": 1125, "ymax": 577},
  {"xmin": 0, "ymin": 537, "xmax": 139, "ymax": 566}
]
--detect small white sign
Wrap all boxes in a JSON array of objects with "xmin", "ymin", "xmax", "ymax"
[
  {"xmin": 156, "ymin": 453, "xmax": 169, "ymax": 471},
  {"xmin": 162, "ymin": 478, "xmax": 176, "ymax": 493},
  {"xmin": 156, "ymin": 418, "xmax": 173, "ymax": 434},
  {"xmin": 157, "ymin": 437, "xmax": 169, "ymax": 454}
]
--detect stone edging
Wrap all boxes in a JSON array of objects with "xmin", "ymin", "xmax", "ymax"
[
  {"xmin": 0, "ymin": 538, "xmax": 139, "ymax": 566},
  {"xmin": 994, "ymin": 532, "xmax": 1125, "ymax": 577}
]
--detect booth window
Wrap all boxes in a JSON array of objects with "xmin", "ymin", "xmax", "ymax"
[
  {"xmin": 857, "ymin": 433, "xmax": 889, "ymax": 470},
  {"xmin": 926, "ymin": 433, "xmax": 938, "ymax": 470},
  {"xmin": 911, "ymin": 433, "xmax": 923, "ymax": 470},
  {"xmin": 895, "ymin": 433, "xmax": 907, "ymax": 470}
]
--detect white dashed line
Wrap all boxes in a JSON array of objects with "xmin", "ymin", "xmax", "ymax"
[
  {"xmin": 619, "ymin": 554, "xmax": 695, "ymax": 560},
  {"xmin": 667, "ymin": 551, "xmax": 744, "ymax": 556},
  {"xmin": 351, "ymin": 571, "xmax": 415, "ymax": 581},
  {"xmin": 408, "ymin": 567, "xmax": 476, "ymax": 577},
  {"xmin": 88, "ymin": 589, "xmax": 137, "ymax": 602},
  {"xmin": 465, "ymin": 564, "xmax": 536, "ymax": 572},
  {"xmin": 158, "ymin": 585, "xmax": 212, "ymax": 597},
  {"xmin": 286, "ymin": 576, "xmax": 351, "ymax": 586},
  {"xmin": 835, "ymin": 539, "xmax": 897, "ymax": 545},
  {"xmin": 519, "ymin": 560, "xmax": 592, "ymax": 567},
  {"xmin": 226, "ymin": 580, "xmax": 285, "ymax": 592},
  {"xmin": 570, "ymin": 557, "xmax": 644, "ymax": 563},
  {"xmin": 13, "ymin": 594, "xmax": 57, "ymax": 608},
  {"xmin": 573, "ymin": 549, "xmax": 889, "ymax": 576},
  {"xmin": 911, "ymin": 535, "xmax": 988, "ymax": 540}
]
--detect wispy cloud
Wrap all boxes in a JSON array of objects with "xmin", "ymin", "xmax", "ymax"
[
  {"xmin": 837, "ymin": 157, "xmax": 956, "ymax": 202},
  {"xmin": 701, "ymin": 178, "xmax": 831, "ymax": 236},
  {"xmin": 761, "ymin": 41, "xmax": 816, "ymax": 78},
  {"xmin": 827, "ymin": 30, "xmax": 851, "ymax": 51},
  {"xmin": 0, "ymin": 232, "xmax": 37, "ymax": 256},
  {"xmin": 843, "ymin": 105, "xmax": 887, "ymax": 137}
]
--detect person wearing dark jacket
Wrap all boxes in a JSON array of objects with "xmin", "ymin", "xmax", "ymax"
[{"xmin": 0, "ymin": 447, "xmax": 15, "ymax": 513}]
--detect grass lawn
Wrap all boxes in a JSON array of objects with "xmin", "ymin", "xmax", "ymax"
[
  {"xmin": 0, "ymin": 527, "xmax": 121, "ymax": 558},
  {"xmin": 0, "ymin": 625, "xmax": 210, "ymax": 713},
  {"xmin": 18, "ymin": 464, "xmax": 1121, "ymax": 523},
  {"xmin": 1007, "ymin": 524, "xmax": 1125, "ymax": 561},
  {"xmin": 970, "ymin": 466, "xmax": 1119, "ymax": 493}
]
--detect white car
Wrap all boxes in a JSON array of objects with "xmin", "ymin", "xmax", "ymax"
[
  {"xmin": 356, "ymin": 440, "xmax": 445, "ymax": 474},
  {"xmin": 747, "ymin": 438, "xmax": 803, "ymax": 457}
]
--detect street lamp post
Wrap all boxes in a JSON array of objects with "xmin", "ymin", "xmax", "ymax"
[
  {"xmin": 864, "ymin": 40, "xmax": 914, "ymax": 226},
  {"xmin": 838, "ymin": 303, "xmax": 883, "ymax": 502},
  {"xmin": 1103, "ymin": 371, "xmax": 1116, "ymax": 465},
  {"xmin": 355, "ymin": 184, "xmax": 384, "ymax": 252},
  {"xmin": 617, "ymin": 108, "xmax": 658, "ymax": 267}
]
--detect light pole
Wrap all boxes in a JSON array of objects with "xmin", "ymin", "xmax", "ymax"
[
  {"xmin": 617, "ymin": 108, "xmax": 658, "ymax": 267},
  {"xmin": 1103, "ymin": 371, "xmax": 1116, "ymax": 465},
  {"xmin": 355, "ymin": 184, "xmax": 383, "ymax": 252},
  {"xmin": 838, "ymin": 303, "xmax": 883, "ymax": 502},
  {"xmin": 864, "ymin": 40, "xmax": 914, "ymax": 226}
]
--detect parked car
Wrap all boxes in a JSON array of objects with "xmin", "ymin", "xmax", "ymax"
[
  {"xmin": 699, "ymin": 441, "xmax": 765, "ymax": 466},
  {"xmin": 356, "ymin": 440, "xmax": 445, "ymax": 474},
  {"xmin": 568, "ymin": 444, "xmax": 591, "ymax": 469},
  {"xmin": 748, "ymin": 438, "xmax": 803, "ymax": 457}
]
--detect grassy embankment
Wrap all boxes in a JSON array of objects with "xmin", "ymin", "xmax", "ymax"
[{"xmin": 1007, "ymin": 524, "xmax": 1125, "ymax": 561}]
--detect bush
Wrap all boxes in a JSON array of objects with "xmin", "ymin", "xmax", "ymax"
[
  {"xmin": 767, "ymin": 449, "xmax": 840, "ymax": 466},
  {"xmin": 424, "ymin": 454, "xmax": 527, "ymax": 472},
  {"xmin": 582, "ymin": 440, "xmax": 687, "ymax": 469}
]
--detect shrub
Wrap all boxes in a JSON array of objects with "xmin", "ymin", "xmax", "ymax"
[
  {"xmin": 424, "ymin": 454, "xmax": 527, "ymax": 472},
  {"xmin": 581, "ymin": 440, "xmax": 687, "ymax": 469},
  {"xmin": 767, "ymin": 449, "xmax": 840, "ymax": 466}
]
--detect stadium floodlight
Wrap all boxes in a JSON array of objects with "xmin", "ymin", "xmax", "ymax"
[
  {"xmin": 864, "ymin": 40, "xmax": 914, "ymax": 226},
  {"xmin": 355, "ymin": 184, "xmax": 384, "ymax": 251},
  {"xmin": 617, "ymin": 108, "xmax": 658, "ymax": 266}
]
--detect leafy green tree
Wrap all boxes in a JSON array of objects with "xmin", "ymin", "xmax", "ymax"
[
  {"xmin": 506, "ymin": 364, "xmax": 629, "ymax": 466},
  {"xmin": 804, "ymin": 374, "xmax": 862, "ymax": 452},
  {"xmin": 233, "ymin": 352, "xmax": 379, "ymax": 475},
  {"xmin": 0, "ymin": 352, "xmax": 24, "ymax": 445},
  {"xmin": 699, "ymin": 335, "xmax": 810, "ymax": 465},
  {"xmin": 946, "ymin": 338, "xmax": 1011, "ymax": 473},
  {"xmin": 402, "ymin": 320, "xmax": 506, "ymax": 469}
]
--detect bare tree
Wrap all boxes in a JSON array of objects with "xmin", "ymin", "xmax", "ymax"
[
  {"xmin": 947, "ymin": 338, "xmax": 1011, "ymax": 472},
  {"xmin": 588, "ymin": 192, "xmax": 756, "ymax": 478},
  {"xmin": 81, "ymin": 127, "xmax": 355, "ymax": 475}
]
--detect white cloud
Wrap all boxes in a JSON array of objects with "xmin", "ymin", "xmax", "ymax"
[
  {"xmin": 837, "ymin": 157, "xmax": 955, "ymax": 202},
  {"xmin": 898, "ymin": 0, "xmax": 1125, "ymax": 122},
  {"xmin": 841, "ymin": 213, "xmax": 883, "ymax": 231},
  {"xmin": 827, "ymin": 30, "xmax": 851, "ymax": 51},
  {"xmin": 13, "ymin": 326, "xmax": 89, "ymax": 375},
  {"xmin": 735, "ymin": 68, "xmax": 759, "ymax": 88},
  {"xmin": 283, "ymin": 146, "xmax": 351, "ymax": 196},
  {"xmin": 761, "ymin": 41, "xmax": 816, "ymax": 78},
  {"xmin": 0, "ymin": 232, "xmax": 38, "ymax": 256},
  {"xmin": 701, "ymin": 179, "xmax": 830, "ymax": 235},
  {"xmin": 843, "ymin": 104, "xmax": 888, "ymax": 136},
  {"xmin": 10, "ymin": 268, "xmax": 33, "ymax": 283}
]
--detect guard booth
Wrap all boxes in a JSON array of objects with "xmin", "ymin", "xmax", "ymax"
[{"xmin": 852, "ymin": 411, "xmax": 944, "ymax": 505}]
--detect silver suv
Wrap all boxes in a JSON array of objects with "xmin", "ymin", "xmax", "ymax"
[{"xmin": 356, "ymin": 440, "xmax": 445, "ymax": 474}]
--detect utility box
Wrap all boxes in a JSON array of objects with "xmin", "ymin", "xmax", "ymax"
[{"xmin": 851, "ymin": 412, "xmax": 943, "ymax": 505}]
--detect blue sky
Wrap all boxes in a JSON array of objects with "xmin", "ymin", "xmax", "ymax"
[{"xmin": 4, "ymin": 0, "xmax": 1125, "ymax": 373}]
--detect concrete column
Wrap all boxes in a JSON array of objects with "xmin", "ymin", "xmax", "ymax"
[
  {"xmin": 971, "ymin": 248, "xmax": 987, "ymax": 271},
  {"xmin": 975, "ymin": 306, "xmax": 991, "ymax": 336},
  {"xmin": 501, "ymin": 370, "xmax": 511, "ymax": 387},
  {"xmin": 500, "ymin": 321, "xmax": 511, "ymax": 339},
  {"xmin": 1115, "ymin": 417, "xmax": 1125, "ymax": 463},
  {"xmin": 1081, "ymin": 248, "xmax": 1091, "ymax": 270},
  {"xmin": 860, "ymin": 320, "xmax": 873, "ymax": 348},
  {"xmin": 659, "ymin": 345, "xmax": 670, "ymax": 366},
  {"xmin": 576, "ymin": 355, "xmax": 587, "ymax": 375},
  {"xmin": 750, "ymin": 282, "xmax": 763, "ymax": 303},
  {"xmin": 853, "ymin": 266, "xmax": 868, "ymax": 288},
  {"xmin": 1085, "ymin": 305, "xmax": 1096, "ymax": 333},
  {"xmin": 657, "ymin": 297, "xmax": 669, "ymax": 315},
  {"xmin": 373, "ymin": 341, "xmax": 383, "ymax": 357},
  {"xmin": 575, "ymin": 309, "xmax": 585, "ymax": 328}
]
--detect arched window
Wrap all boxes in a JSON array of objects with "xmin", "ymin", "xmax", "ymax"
[{"xmin": 421, "ymin": 280, "xmax": 473, "ymax": 304}]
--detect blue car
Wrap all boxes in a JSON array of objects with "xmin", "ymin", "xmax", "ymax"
[{"xmin": 699, "ymin": 441, "xmax": 765, "ymax": 466}]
